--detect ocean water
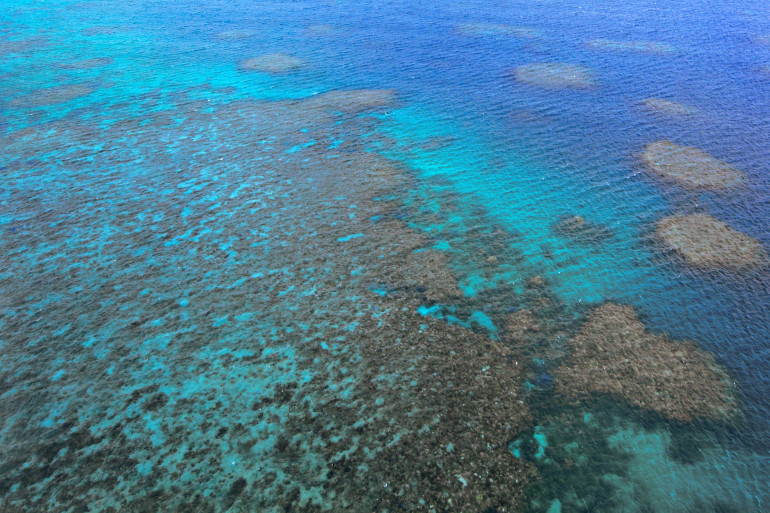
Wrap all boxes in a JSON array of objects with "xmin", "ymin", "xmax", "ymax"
[{"xmin": 1, "ymin": 0, "xmax": 769, "ymax": 511}]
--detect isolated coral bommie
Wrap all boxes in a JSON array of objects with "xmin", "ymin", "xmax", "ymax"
[
  {"xmin": 642, "ymin": 140, "xmax": 746, "ymax": 190},
  {"xmin": 555, "ymin": 303, "xmax": 739, "ymax": 423},
  {"xmin": 240, "ymin": 52, "xmax": 305, "ymax": 73},
  {"xmin": 641, "ymin": 98, "xmax": 697, "ymax": 116},
  {"xmin": 586, "ymin": 39, "xmax": 676, "ymax": 54},
  {"xmin": 656, "ymin": 214, "xmax": 767, "ymax": 271},
  {"xmin": 513, "ymin": 63, "xmax": 596, "ymax": 89},
  {"xmin": 457, "ymin": 23, "xmax": 539, "ymax": 38}
]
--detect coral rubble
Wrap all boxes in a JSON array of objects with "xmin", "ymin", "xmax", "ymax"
[{"xmin": 555, "ymin": 303, "xmax": 739, "ymax": 422}]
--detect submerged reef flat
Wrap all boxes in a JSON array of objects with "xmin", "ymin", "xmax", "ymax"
[
  {"xmin": 513, "ymin": 63, "xmax": 596, "ymax": 89},
  {"xmin": 9, "ymin": 84, "xmax": 95, "ymax": 108},
  {"xmin": 240, "ymin": 52, "xmax": 305, "ymax": 73},
  {"xmin": 0, "ymin": 87, "xmax": 537, "ymax": 512},
  {"xmin": 586, "ymin": 39, "xmax": 676, "ymax": 54},
  {"xmin": 457, "ymin": 23, "xmax": 539, "ymax": 38},
  {"xmin": 555, "ymin": 303, "xmax": 739, "ymax": 423},
  {"xmin": 641, "ymin": 140, "xmax": 746, "ymax": 190},
  {"xmin": 303, "ymin": 88, "xmax": 397, "ymax": 114},
  {"xmin": 296, "ymin": 305, "xmax": 536, "ymax": 512},
  {"xmin": 641, "ymin": 98, "xmax": 697, "ymax": 116},
  {"xmin": 656, "ymin": 214, "xmax": 767, "ymax": 271}
]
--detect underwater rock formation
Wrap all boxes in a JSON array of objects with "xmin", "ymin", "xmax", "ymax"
[
  {"xmin": 656, "ymin": 214, "xmax": 767, "ymax": 271},
  {"xmin": 555, "ymin": 303, "xmax": 739, "ymax": 423},
  {"xmin": 513, "ymin": 63, "xmax": 596, "ymax": 89},
  {"xmin": 457, "ymin": 23, "xmax": 539, "ymax": 38},
  {"xmin": 586, "ymin": 39, "xmax": 676, "ymax": 54},
  {"xmin": 641, "ymin": 98, "xmax": 697, "ymax": 116},
  {"xmin": 641, "ymin": 140, "xmax": 746, "ymax": 190},
  {"xmin": 240, "ymin": 52, "xmax": 305, "ymax": 73}
]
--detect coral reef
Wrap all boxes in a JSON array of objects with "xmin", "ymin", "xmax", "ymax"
[
  {"xmin": 551, "ymin": 215, "xmax": 614, "ymax": 244},
  {"xmin": 457, "ymin": 23, "xmax": 539, "ymax": 38},
  {"xmin": 217, "ymin": 29, "xmax": 254, "ymax": 39},
  {"xmin": 10, "ymin": 84, "xmax": 94, "ymax": 108},
  {"xmin": 0, "ymin": 86, "xmax": 536, "ymax": 512},
  {"xmin": 555, "ymin": 303, "xmax": 739, "ymax": 422},
  {"xmin": 513, "ymin": 63, "xmax": 596, "ymax": 89},
  {"xmin": 240, "ymin": 52, "xmax": 305, "ymax": 73},
  {"xmin": 656, "ymin": 214, "xmax": 767, "ymax": 271},
  {"xmin": 641, "ymin": 98, "xmax": 697, "ymax": 116},
  {"xmin": 586, "ymin": 39, "xmax": 676, "ymax": 54},
  {"xmin": 641, "ymin": 140, "xmax": 746, "ymax": 190},
  {"xmin": 305, "ymin": 24, "xmax": 339, "ymax": 36},
  {"xmin": 504, "ymin": 309, "xmax": 541, "ymax": 345},
  {"xmin": 303, "ymin": 88, "xmax": 397, "ymax": 114}
]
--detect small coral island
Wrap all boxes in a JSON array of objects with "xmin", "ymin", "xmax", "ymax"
[
  {"xmin": 642, "ymin": 140, "xmax": 746, "ymax": 190},
  {"xmin": 555, "ymin": 303, "xmax": 739, "ymax": 423},
  {"xmin": 656, "ymin": 214, "xmax": 767, "ymax": 271}
]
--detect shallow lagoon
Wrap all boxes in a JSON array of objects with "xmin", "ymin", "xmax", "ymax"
[{"xmin": 1, "ymin": 0, "xmax": 769, "ymax": 511}]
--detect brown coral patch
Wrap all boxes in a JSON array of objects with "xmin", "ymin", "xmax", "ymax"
[
  {"xmin": 555, "ymin": 303, "xmax": 739, "ymax": 422},
  {"xmin": 503, "ymin": 309, "xmax": 541, "ymax": 345},
  {"xmin": 641, "ymin": 140, "xmax": 746, "ymax": 190},
  {"xmin": 641, "ymin": 98, "xmax": 697, "ymax": 116},
  {"xmin": 399, "ymin": 249, "xmax": 462, "ymax": 302},
  {"xmin": 656, "ymin": 214, "xmax": 767, "ymax": 271},
  {"xmin": 307, "ymin": 305, "xmax": 536, "ymax": 512},
  {"xmin": 513, "ymin": 63, "xmax": 596, "ymax": 89},
  {"xmin": 303, "ymin": 89, "xmax": 398, "ymax": 114},
  {"xmin": 551, "ymin": 215, "xmax": 613, "ymax": 244},
  {"xmin": 240, "ymin": 53, "xmax": 305, "ymax": 73},
  {"xmin": 457, "ymin": 23, "xmax": 539, "ymax": 38},
  {"xmin": 586, "ymin": 39, "xmax": 676, "ymax": 54}
]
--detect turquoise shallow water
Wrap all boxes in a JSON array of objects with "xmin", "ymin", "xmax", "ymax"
[{"xmin": 1, "ymin": 0, "xmax": 770, "ymax": 511}]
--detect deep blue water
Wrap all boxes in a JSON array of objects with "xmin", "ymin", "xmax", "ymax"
[{"xmin": 1, "ymin": 0, "xmax": 769, "ymax": 511}]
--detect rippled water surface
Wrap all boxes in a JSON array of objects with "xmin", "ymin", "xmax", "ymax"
[{"xmin": 2, "ymin": 0, "xmax": 769, "ymax": 511}]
